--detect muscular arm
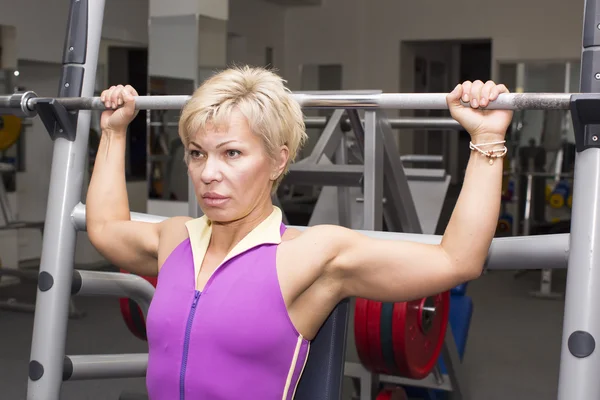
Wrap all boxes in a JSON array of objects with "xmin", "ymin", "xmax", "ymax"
[
  {"xmin": 325, "ymin": 141, "xmax": 502, "ymax": 302},
  {"xmin": 86, "ymin": 128, "xmax": 163, "ymax": 276},
  {"xmin": 86, "ymin": 86, "xmax": 168, "ymax": 276},
  {"xmin": 301, "ymin": 81, "xmax": 510, "ymax": 304}
]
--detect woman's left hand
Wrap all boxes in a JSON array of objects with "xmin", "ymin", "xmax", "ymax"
[{"xmin": 446, "ymin": 80, "xmax": 514, "ymax": 140}]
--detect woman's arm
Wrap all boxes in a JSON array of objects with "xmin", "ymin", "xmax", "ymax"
[
  {"xmin": 302, "ymin": 80, "xmax": 513, "ymax": 303},
  {"xmin": 86, "ymin": 85, "xmax": 165, "ymax": 276}
]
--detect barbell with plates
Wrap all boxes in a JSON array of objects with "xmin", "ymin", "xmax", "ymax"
[{"xmin": 354, "ymin": 293, "xmax": 450, "ymax": 380}]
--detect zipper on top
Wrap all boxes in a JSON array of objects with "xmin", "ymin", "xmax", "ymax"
[{"xmin": 180, "ymin": 290, "xmax": 201, "ymax": 400}]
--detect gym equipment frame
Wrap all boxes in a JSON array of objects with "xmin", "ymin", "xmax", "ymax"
[{"xmin": 0, "ymin": 0, "xmax": 592, "ymax": 399}]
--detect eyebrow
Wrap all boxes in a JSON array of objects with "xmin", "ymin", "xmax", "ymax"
[{"xmin": 189, "ymin": 140, "xmax": 238, "ymax": 149}]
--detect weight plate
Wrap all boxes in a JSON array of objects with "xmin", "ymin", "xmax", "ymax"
[
  {"xmin": 119, "ymin": 298, "xmax": 148, "ymax": 340},
  {"xmin": 367, "ymin": 299, "xmax": 388, "ymax": 374},
  {"xmin": 380, "ymin": 302, "xmax": 397, "ymax": 375},
  {"xmin": 353, "ymin": 297, "xmax": 373, "ymax": 371},
  {"xmin": 376, "ymin": 389, "xmax": 392, "ymax": 400},
  {"xmin": 118, "ymin": 270, "xmax": 158, "ymax": 341},
  {"xmin": 549, "ymin": 193, "xmax": 565, "ymax": 208},
  {"xmin": 391, "ymin": 291, "xmax": 450, "ymax": 379},
  {"xmin": 0, "ymin": 115, "xmax": 22, "ymax": 151}
]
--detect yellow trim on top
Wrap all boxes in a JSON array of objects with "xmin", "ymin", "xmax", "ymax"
[{"xmin": 184, "ymin": 206, "xmax": 283, "ymax": 289}]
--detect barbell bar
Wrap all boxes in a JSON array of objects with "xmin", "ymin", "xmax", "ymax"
[
  {"xmin": 0, "ymin": 91, "xmax": 576, "ymax": 118},
  {"xmin": 304, "ymin": 116, "xmax": 462, "ymax": 130}
]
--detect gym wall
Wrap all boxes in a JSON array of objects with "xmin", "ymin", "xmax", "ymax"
[
  {"xmin": 228, "ymin": 0, "xmax": 286, "ymax": 70},
  {"xmin": 283, "ymin": 0, "xmax": 584, "ymax": 92}
]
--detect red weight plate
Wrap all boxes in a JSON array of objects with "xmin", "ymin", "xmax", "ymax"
[
  {"xmin": 120, "ymin": 298, "xmax": 148, "ymax": 340},
  {"xmin": 118, "ymin": 270, "xmax": 158, "ymax": 341},
  {"xmin": 366, "ymin": 299, "xmax": 389, "ymax": 375},
  {"xmin": 119, "ymin": 298, "xmax": 138, "ymax": 337},
  {"xmin": 391, "ymin": 291, "xmax": 450, "ymax": 379},
  {"xmin": 376, "ymin": 389, "xmax": 392, "ymax": 400},
  {"xmin": 353, "ymin": 297, "xmax": 373, "ymax": 370}
]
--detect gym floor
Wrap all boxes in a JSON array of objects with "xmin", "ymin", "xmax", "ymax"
[{"xmin": 0, "ymin": 186, "xmax": 566, "ymax": 400}]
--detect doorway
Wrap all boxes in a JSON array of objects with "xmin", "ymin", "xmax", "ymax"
[{"xmin": 399, "ymin": 39, "xmax": 492, "ymax": 182}]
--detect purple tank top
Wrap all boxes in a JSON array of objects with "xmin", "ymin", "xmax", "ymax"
[{"xmin": 145, "ymin": 208, "xmax": 310, "ymax": 400}]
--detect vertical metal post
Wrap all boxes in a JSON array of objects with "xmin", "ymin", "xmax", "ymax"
[
  {"xmin": 362, "ymin": 111, "xmax": 383, "ymax": 231},
  {"xmin": 378, "ymin": 112, "xmax": 423, "ymax": 233},
  {"xmin": 557, "ymin": 1, "xmax": 600, "ymax": 397},
  {"xmin": 359, "ymin": 110, "xmax": 382, "ymax": 399},
  {"xmin": 27, "ymin": 1, "xmax": 104, "ymax": 399},
  {"xmin": 336, "ymin": 132, "xmax": 351, "ymax": 228},
  {"xmin": 188, "ymin": 176, "xmax": 202, "ymax": 218}
]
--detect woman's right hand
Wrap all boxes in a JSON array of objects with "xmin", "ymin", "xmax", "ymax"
[{"xmin": 100, "ymin": 84, "xmax": 139, "ymax": 133}]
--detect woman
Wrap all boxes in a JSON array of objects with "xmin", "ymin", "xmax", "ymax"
[{"xmin": 86, "ymin": 66, "xmax": 511, "ymax": 399}]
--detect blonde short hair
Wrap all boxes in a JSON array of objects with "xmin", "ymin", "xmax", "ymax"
[{"xmin": 178, "ymin": 65, "xmax": 308, "ymax": 191}]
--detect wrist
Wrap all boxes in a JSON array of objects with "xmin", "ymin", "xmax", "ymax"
[
  {"xmin": 102, "ymin": 128, "xmax": 127, "ymax": 138},
  {"xmin": 470, "ymin": 132, "xmax": 505, "ymax": 145}
]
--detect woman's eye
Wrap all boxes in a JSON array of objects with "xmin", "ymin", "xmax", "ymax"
[
  {"xmin": 190, "ymin": 150, "xmax": 202, "ymax": 158},
  {"xmin": 226, "ymin": 150, "xmax": 241, "ymax": 158}
]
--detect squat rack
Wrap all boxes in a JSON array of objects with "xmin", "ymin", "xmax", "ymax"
[{"xmin": 0, "ymin": 0, "xmax": 595, "ymax": 399}]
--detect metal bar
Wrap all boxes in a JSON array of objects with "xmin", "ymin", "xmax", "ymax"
[
  {"xmin": 145, "ymin": 116, "xmax": 461, "ymax": 131},
  {"xmin": 362, "ymin": 111, "xmax": 384, "ymax": 231},
  {"xmin": 63, "ymin": 354, "xmax": 147, "ymax": 380},
  {"xmin": 400, "ymin": 154, "xmax": 444, "ymax": 163},
  {"xmin": 557, "ymin": 0, "xmax": 600, "ymax": 396},
  {"xmin": 304, "ymin": 117, "xmax": 329, "ymax": 129},
  {"xmin": 286, "ymin": 164, "xmax": 364, "ymax": 186},
  {"xmin": 8, "ymin": 92, "xmax": 573, "ymax": 114},
  {"xmin": 70, "ymin": 204, "xmax": 570, "ymax": 270},
  {"xmin": 379, "ymin": 111, "xmax": 423, "ymax": 233},
  {"xmin": 0, "ymin": 169, "xmax": 15, "ymax": 224},
  {"xmin": 72, "ymin": 270, "xmax": 155, "ymax": 317},
  {"xmin": 346, "ymin": 109, "xmax": 365, "ymax": 152},
  {"xmin": 306, "ymin": 109, "xmax": 345, "ymax": 162},
  {"xmin": 336, "ymin": 133, "xmax": 351, "ymax": 228},
  {"xmin": 523, "ymin": 173, "xmax": 533, "ymax": 236},
  {"xmin": 70, "ymin": 202, "xmax": 166, "ymax": 231},
  {"xmin": 440, "ymin": 328, "xmax": 469, "ymax": 400},
  {"xmin": 344, "ymin": 362, "xmax": 453, "ymax": 392},
  {"xmin": 27, "ymin": 1, "xmax": 103, "ymax": 398},
  {"xmin": 505, "ymin": 171, "xmax": 574, "ymax": 178},
  {"xmin": 389, "ymin": 117, "xmax": 461, "ymax": 129},
  {"xmin": 285, "ymin": 164, "xmax": 446, "ymax": 187}
]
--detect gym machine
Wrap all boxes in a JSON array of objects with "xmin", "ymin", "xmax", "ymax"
[
  {"xmin": 0, "ymin": 0, "xmax": 594, "ymax": 399},
  {"xmin": 294, "ymin": 110, "xmax": 456, "ymax": 235}
]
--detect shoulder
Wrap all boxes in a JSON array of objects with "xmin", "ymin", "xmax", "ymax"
[
  {"xmin": 280, "ymin": 224, "xmax": 359, "ymax": 263},
  {"xmin": 283, "ymin": 224, "xmax": 358, "ymax": 246},
  {"xmin": 276, "ymin": 224, "xmax": 361, "ymax": 306},
  {"xmin": 158, "ymin": 216, "xmax": 193, "ymax": 238},
  {"xmin": 157, "ymin": 216, "xmax": 194, "ymax": 267}
]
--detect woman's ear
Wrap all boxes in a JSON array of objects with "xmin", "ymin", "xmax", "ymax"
[{"xmin": 271, "ymin": 145, "xmax": 289, "ymax": 180}]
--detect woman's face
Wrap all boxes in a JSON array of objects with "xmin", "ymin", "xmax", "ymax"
[{"xmin": 187, "ymin": 109, "xmax": 287, "ymax": 223}]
